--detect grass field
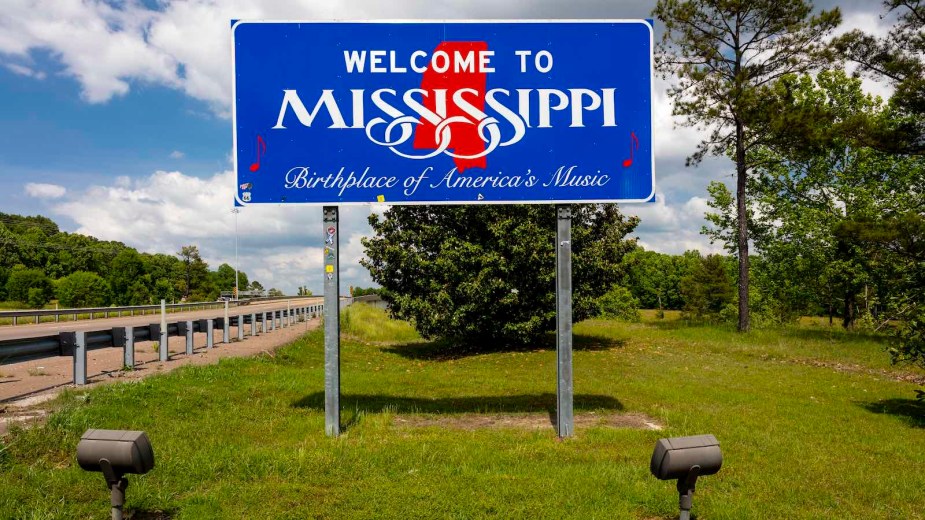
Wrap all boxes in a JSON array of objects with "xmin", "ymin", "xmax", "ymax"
[{"xmin": 1, "ymin": 303, "xmax": 923, "ymax": 519}]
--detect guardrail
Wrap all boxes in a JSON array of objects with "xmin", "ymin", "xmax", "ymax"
[
  {"xmin": 0, "ymin": 302, "xmax": 334, "ymax": 388},
  {"xmin": 0, "ymin": 295, "xmax": 319, "ymax": 326}
]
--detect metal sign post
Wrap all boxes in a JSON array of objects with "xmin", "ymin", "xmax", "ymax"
[
  {"xmin": 556, "ymin": 205, "xmax": 574, "ymax": 437},
  {"xmin": 323, "ymin": 206, "xmax": 341, "ymax": 437}
]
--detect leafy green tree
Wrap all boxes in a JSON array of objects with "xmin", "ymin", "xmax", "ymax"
[
  {"xmin": 715, "ymin": 71, "xmax": 925, "ymax": 328},
  {"xmin": 597, "ymin": 286, "xmax": 641, "ymax": 322},
  {"xmin": 109, "ymin": 249, "xmax": 144, "ymax": 305},
  {"xmin": 126, "ymin": 280, "xmax": 152, "ymax": 306},
  {"xmin": 619, "ymin": 249, "xmax": 697, "ymax": 310},
  {"xmin": 653, "ymin": 0, "xmax": 841, "ymax": 331},
  {"xmin": 26, "ymin": 288, "xmax": 47, "ymax": 309},
  {"xmin": 153, "ymin": 278, "xmax": 175, "ymax": 303},
  {"xmin": 267, "ymin": 288, "xmax": 285, "ymax": 297},
  {"xmin": 56, "ymin": 271, "xmax": 111, "ymax": 308},
  {"xmin": 0, "ymin": 267, "xmax": 8, "ymax": 300},
  {"xmin": 680, "ymin": 254, "xmax": 735, "ymax": 320},
  {"xmin": 176, "ymin": 245, "xmax": 209, "ymax": 300},
  {"xmin": 213, "ymin": 263, "xmax": 237, "ymax": 291},
  {"xmin": 249, "ymin": 280, "xmax": 264, "ymax": 293},
  {"xmin": 5, "ymin": 268, "xmax": 53, "ymax": 306},
  {"xmin": 362, "ymin": 205, "xmax": 638, "ymax": 347}
]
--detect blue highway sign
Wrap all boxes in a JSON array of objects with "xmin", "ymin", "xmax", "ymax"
[{"xmin": 232, "ymin": 21, "xmax": 654, "ymax": 205}]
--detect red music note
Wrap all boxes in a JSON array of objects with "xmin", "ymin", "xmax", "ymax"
[
  {"xmin": 622, "ymin": 131, "xmax": 639, "ymax": 168},
  {"xmin": 249, "ymin": 135, "xmax": 266, "ymax": 172}
]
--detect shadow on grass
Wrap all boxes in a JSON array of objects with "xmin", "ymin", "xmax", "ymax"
[
  {"xmin": 860, "ymin": 398, "xmax": 925, "ymax": 428},
  {"xmin": 381, "ymin": 333, "xmax": 626, "ymax": 362},
  {"xmin": 293, "ymin": 392, "xmax": 624, "ymax": 431},
  {"xmin": 128, "ymin": 508, "xmax": 177, "ymax": 519},
  {"xmin": 779, "ymin": 327, "xmax": 891, "ymax": 345}
]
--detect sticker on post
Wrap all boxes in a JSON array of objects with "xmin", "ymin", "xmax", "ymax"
[
  {"xmin": 325, "ymin": 265, "xmax": 334, "ymax": 273},
  {"xmin": 325, "ymin": 226, "xmax": 336, "ymax": 245}
]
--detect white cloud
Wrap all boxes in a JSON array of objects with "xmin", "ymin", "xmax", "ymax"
[
  {"xmin": 5, "ymin": 62, "xmax": 46, "ymax": 79},
  {"xmin": 24, "ymin": 182, "xmax": 66, "ymax": 199},
  {"xmin": 622, "ymin": 192, "xmax": 724, "ymax": 255},
  {"xmin": 52, "ymin": 169, "xmax": 375, "ymax": 294},
  {"xmin": 169, "ymin": 150, "xmax": 185, "ymax": 159}
]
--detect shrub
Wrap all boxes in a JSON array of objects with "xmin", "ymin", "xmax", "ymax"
[
  {"xmin": 597, "ymin": 285, "xmax": 641, "ymax": 322},
  {"xmin": 56, "ymin": 271, "xmax": 111, "ymax": 308},
  {"xmin": 6, "ymin": 268, "xmax": 53, "ymax": 307},
  {"xmin": 363, "ymin": 204, "xmax": 638, "ymax": 347}
]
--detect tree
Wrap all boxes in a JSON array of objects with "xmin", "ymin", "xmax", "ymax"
[
  {"xmin": 716, "ymin": 71, "xmax": 925, "ymax": 328},
  {"xmin": 153, "ymin": 278, "xmax": 175, "ymax": 303},
  {"xmin": 298, "ymin": 286, "xmax": 313, "ymax": 296},
  {"xmin": 597, "ymin": 285, "xmax": 641, "ymax": 322},
  {"xmin": 5, "ymin": 268, "xmax": 53, "ymax": 307},
  {"xmin": 653, "ymin": 0, "xmax": 841, "ymax": 331},
  {"xmin": 362, "ymin": 204, "xmax": 638, "ymax": 347},
  {"xmin": 109, "ymin": 249, "xmax": 144, "ymax": 305},
  {"xmin": 213, "ymin": 263, "xmax": 237, "ymax": 291},
  {"xmin": 267, "ymin": 288, "xmax": 285, "ymax": 297},
  {"xmin": 56, "ymin": 271, "xmax": 111, "ymax": 308},
  {"xmin": 680, "ymin": 254, "xmax": 735, "ymax": 320},
  {"xmin": 619, "ymin": 248, "xmax": 697, "ymax": 310},
  {"xmin": 832, "ymin": 0, "xmax": 925, "ymax": 155},
  {"xmin": 176, "ymin": 245, "xmax": 209, "ymax": 299},
  {"xmin": 126, "ymin": 280, "xmax": 152, "ymax": 306},
  {"xmin": 249, "ymin": 280, "xmax": 264, "ymax": 292}
]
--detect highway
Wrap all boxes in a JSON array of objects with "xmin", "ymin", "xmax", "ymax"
[{"xmin": 0, "ymin": 298, "xmax": 324, "ymax": 342}]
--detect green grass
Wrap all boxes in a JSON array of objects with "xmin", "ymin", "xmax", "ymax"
[{"xmin": 0, "ymin": 304, "xmax": 923, "ymax": 519}]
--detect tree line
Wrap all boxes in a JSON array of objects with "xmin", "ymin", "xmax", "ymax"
[
  {"xmin": 0, "ymin": 212, "xmax": 272, "ymax": 308},
  {"xmin": 655, "ymin": 0, "xmax": 924, "ymax": 369}
]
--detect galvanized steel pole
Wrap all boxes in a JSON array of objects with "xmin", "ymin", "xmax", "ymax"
[
  {"xmin": 323, "ymin": 206, "xmax": 341, "ymax": 437},
  {"xmin": 556, "ymin": 205, "xmax": 574, "ymax": 438},
  {"xmin": 123, "ymin": 326, "xmax": 134, "ymax": 368},
  {"xmin": 159, "ymin": 300, "xmax": 168, "ymax": 362}
]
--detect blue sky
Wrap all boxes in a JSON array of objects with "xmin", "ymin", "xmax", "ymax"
[{"xmin": 0, "ymin": 0, "xmax": 891, "ymax": 294}]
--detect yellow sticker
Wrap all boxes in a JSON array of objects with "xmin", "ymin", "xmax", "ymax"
[
  {"xmin": 325, "ymin": 265, "xmax": 334, "ymax": 273},
  {"xmin": 377, "ymin": 194, "xmax": 385, "ymax": 202}
]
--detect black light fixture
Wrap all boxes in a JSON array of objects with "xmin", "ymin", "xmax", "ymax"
[
  {"xmin": 77, "ymin": 429, "xmax": 155, "ymax": 520},
  {"xmin": 650, "ymin": 434, "xmax": 722, "ymax": 520}
]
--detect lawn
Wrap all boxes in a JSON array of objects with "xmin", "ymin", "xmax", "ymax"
[{"xmin": 0, "ymin": 303, "xmax": 923, "ymax": 519}]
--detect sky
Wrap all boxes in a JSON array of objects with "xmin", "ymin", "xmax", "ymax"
[{"xmin": 0, "ymin": 0, "xmax": 895, "ymax": 295}]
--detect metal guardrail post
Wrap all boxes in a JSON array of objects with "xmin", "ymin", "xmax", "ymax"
[
  {"xmin": 270, "ymin": 312, "xmax": 276, "ymax": 331},
  {"xmin": 73, "ymin": 331, "xmax": 87, "ymax": 385},
  {"xmin": 185, "ymin": 320, "xmax": 194, "ymax": 355},
  {"xmin": 123, "ymin": 326, "xmax": 134, "ymax": 368},
  {"xmin": 250, "ymin": 313, "xmax": 256, "ymax": 336},
  {"xmin": 223, "ymin": 318, "xmax": 230, "ymax": 344},
  {"xmin": 206, "ymin": 319, "xmax": 214, "ymax": 349},
  {"xmin": 159, "ymin": 326, "xmax": 169, "ymax": 362},
  {"xmin": 262, "ymin": 312, "xmax": 268, "ymax": 334},
  {"xmin": 237, "ymin": 315, "xmax": 244, "ymax": 341}
]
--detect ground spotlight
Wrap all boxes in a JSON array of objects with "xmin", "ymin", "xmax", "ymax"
[
  {"xmin": 650, "ymin": 434, "xmax": 722, "ymax": 520},
  {"xmin": 77, "ymin": 429, "xmax": 155, "ymax": 520}
]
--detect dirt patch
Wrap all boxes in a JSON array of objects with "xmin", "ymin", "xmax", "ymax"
[
  {"xmin": 783, "ymin": 357, "xmax": 925, "ymax": 386},
  {"xmin": 392, "ymin": 412, "xmax": 663, "ymax": 431}
]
